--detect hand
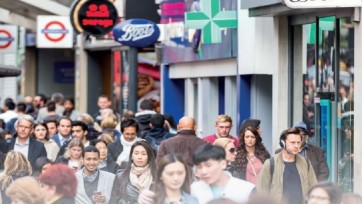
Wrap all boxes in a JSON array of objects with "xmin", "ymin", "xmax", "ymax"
[
  {"xmin": 138, "ymin": 189, "xmax": 155, "ymax": 204},
  {"xmin": 93, "ymin": 192, "xmax": 106, "ymax": 203}
]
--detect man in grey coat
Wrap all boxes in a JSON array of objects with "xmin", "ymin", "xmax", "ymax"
[{"xmin": 75, "ymin": 146, "xmax": 115, "ymax": 204}]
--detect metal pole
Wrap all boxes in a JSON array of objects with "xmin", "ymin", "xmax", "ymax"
[{"xmin": 128, "ymin": 47, "xmax": 138, "ymax": 112}]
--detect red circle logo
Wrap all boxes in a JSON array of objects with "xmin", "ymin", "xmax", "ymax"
[
  {"xmin": 42, "ymin": 21, "xmax": 68, "ymax": 42},
  {"xmin": 0, "ymin": 30, "xmax": 14, "ymax": 49}
]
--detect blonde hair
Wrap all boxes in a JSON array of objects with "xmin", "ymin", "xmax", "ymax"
[
  {"xmin": 215, "ymin": 115, "xmax": 232, "ymax": 124},
  {"xmin": 97, "ymin": 133, "xmax": 114, "ymax": 144},
  {"xmin": 64, "ymin": 138, "xmax": 84, "ymax": 159},
  {"xmin": 6, "ymin": 176, "xmax": 45, "ymax": 204},
  {"xmin": 0, "ymin": 151, "xmax": 32, "ymax": 190},
  {"xmin": 101, "ymin": 113, "xmax": 118, "ymax": 129},
  {"xmin": 213, "ymin": 138, "xmax": 234, "ymax": 149}
]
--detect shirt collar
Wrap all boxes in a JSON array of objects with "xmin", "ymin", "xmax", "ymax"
[
  {"xmin": 15, "ymin": 137, "xmax": 30, "ymax": 146},
  {"xmin": 82, "ymin": 168, "xmax": 99, "ymax": 183}
]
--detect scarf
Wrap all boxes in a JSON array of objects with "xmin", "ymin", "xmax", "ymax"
[
  {"xmin": 117, "ymin": 137, "xmax": 137, "ymax": 165},
  {"xmin": 129, "ymin": 164, "xmax": 152, "ymax": 191}
]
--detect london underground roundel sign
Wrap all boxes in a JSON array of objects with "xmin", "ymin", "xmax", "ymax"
[
  {"xmin": 0, "ymin": 30, "xmax": 14, "ymax": 49},
  {"xmin": 42, "ymin": 21, "xmax": 69, "ymax": 42},
  {"xmin": 70, "ymin": 0, "xmax": 118, "ymax": 37},
  {"xmin": 113, "ymin": 19, "xmax": 160, "ymax": 48}
]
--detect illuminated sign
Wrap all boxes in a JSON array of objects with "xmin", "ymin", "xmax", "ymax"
[
  {"xmin": 284, "ymin": 0, "xmax": 362, "ymax": 8},
  {"xmin": 70, "ymin": 0, "xmax": 118, "ymax": 37},
  {"xmin": 113, "ymin": 19, "xmax": 160, "ymax": 48}
]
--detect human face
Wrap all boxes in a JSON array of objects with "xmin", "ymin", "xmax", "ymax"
[
  {"xmin": 98, "ymin": 97, "xmax": 111, "ymax": 109},
  {"xmin": 58, "ymin": 119, "xmax": 72, "ymax": 137},
  {"xmin": 63, "ymin": 100, "xmax": 74, "ymax": 111},
  {"xmin": 41, "ymin": 163, "xmax": 51, "ymax": 175},
  {"xmin": 244, "ymin": 130, "xmax": 257, "ymax": 148},
  {"xmin": 95, "ymin": 142, "xmax": 108, "ymax": 160},
  {"xmin": 72, "ymin": 126, "xmax": 86, "ymax": 141},
  {"xmin": 344, "ymin": 127, "xmax": 352, "ymax": 140},
  {"xmin": 122, "ymin": 127, "xmax": 137, "ymax": 142},
  {"xmin": 34, "ymin": 125, "xmax": 47, "ymax": 141},
  {"xmin": 132, "ymin": 145, "xmax": 148, "ymax": 167},
  {"xmin": 46, "ymin": 122, "xmax": 57, "ymax": 136},
  {"xmin": 16, "ymin": 120, "xmax": 32, "ymax": 139},
  {"xmin": 83, "ymin": 152, "xmax": 100, "ymax": 174},
  {"xmin": 284, "ymin": 134, "xmax": 302, "ymax": 155},
  {"xmin": 225, "ymin": 142, "xmax": 237, "ymax": 162},
  {"xmin": 161, "ymin": 161, "xmax": 186, "ymax": 191},
  {"xmin": 33, "ymin": 96, "xmax": 42, "ymax": 108},
  {"xmin": 69, "ymin": 146, "xmax": 82, "ymax": 160},
  {"xmin": 307, "ymin": 187, "xmax": 330, "ymax": 204},
  {"xmin": 304, "ymin": 94, "xmax": 310, "ymax": 106},
  {"xmin": 195, "ymin": 159, "xmax": 226, "ymax": 186},
  {"xmin": 215, "ymin": 122, "xmax": 232, "ymax": 137}
]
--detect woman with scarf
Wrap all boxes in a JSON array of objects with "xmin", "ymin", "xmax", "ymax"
[
  {"xmin": 0, "ymin": 151, "xmax": 32, "ymax": 204},
  {"xmin": 112, "ymin": 141, "xmax": 157, "ymax": 204}
]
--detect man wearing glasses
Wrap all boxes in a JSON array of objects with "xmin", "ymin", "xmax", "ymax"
[{"xmin": 0, "ymin": 114, "xmax": 47, "ymax": 168}]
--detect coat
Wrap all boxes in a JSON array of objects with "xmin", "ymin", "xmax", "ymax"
[
  {"xmin": 156, "ymin": 130, "xmax": 206, "ymax": 166},
  {"xmin": 275, "ymin": 143, "xmax": 329, "ymax": 181},
  {"xmin": 75, "ymin": 170, "xmax": 115, "ymax": 204},
  {"xmin": 256, "ymin": 152, "xmax": 318, "ymax": 203}
]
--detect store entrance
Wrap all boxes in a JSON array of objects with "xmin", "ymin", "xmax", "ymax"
[{"xmin": 292, "ymin": 16, "xmax": 354, "ymax": 192}]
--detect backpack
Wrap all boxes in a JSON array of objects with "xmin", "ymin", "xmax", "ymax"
[{"xmin": 269, "ymin": 156, "xmax": 310, "ymax": 177}]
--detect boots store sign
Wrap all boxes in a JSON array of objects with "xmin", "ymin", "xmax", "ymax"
[
  {"xmin": 284, "ymin": 0, "xmax": 362, "ymax": 8},
  {"xmin": 112, "ymin": 19, "xmax": 160, "ymax": 48}
]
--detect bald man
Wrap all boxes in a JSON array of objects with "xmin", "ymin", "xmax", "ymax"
[{"xmin": 155, "ymin": 116, "xmax": 206, "ymax": 166}]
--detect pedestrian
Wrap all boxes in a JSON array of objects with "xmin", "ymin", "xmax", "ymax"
[
  {"xmin": 239, "ymin": 119, "xmax": 261, "ymax": 136},
  {"xmin": 203, "ymin": 115, "xmax": 239, "ymax": 147},
  {"xmin": 6, "ymin": 176, "xmax": 45, "ymax": 204},
  {"xmin": 39, "ymin": 164, "xmax": 77, "ymax": 204},
  {"xmin": 192, "ymin": 144, "xmax": 255, "ymax": 203},
  {"xmin": 212, "ymin": 138, "xmax": 237, "ymax": 174},
  {"xmin": 55, "ymin": 138, "xmax": 84, "ymax": 171},
  {"xmin": 144, "ymin": 113, "xmax": 175, "ymax": 151},
  {"xmin": 32, "ymin": 156, "xmax": 52, "ymax": 178},
  {"xmin": 275, "ymin": 122, "xmax": 329, "ymax": 181},
  {"xmin": 75, "ymin": 146, "xmax": 115, "ymax": 204},
  {"xmin": 33, "ymin": 122, "xmax": 59, "ymax": 162},
  {"xmin": 256, "ymin": 127, "xmax": 317, "ymax": 204},
  {"xmin": 140, "ymin": 154, "xmax": 198, "ymax": 204},
  {"xmin": 305, "ymin": 182, "xmax": 342, "ymax": 204},
  {"xmin": 63, "ymin": 98, "xmax": 80, "ymax": 121},
  {"xmin": 112, "ymin": 141, "xmax": 157, "ymax": 204},
  {"xmin": 0, "ymin": 151, "xmax": 32, "ymax": 204},
  {"xmin": 156, "ymin": 116, "xmax": 206, "ymax": 167},
  {"xmin": 91, "ymin": 139, "xmax": 119, "ymax": 174},
  {"xmin": 233, "ymin": 126, "xmax": 270, "ymax": 184}
]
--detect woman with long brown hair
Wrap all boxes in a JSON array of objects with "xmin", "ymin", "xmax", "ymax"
[
  {"xmin": 233, "ymin": 126, "xmax": 270, "ymax": 184},
  {"xmin": 153, "ymin": 154, "xmax": 198, "ymax": 204}
]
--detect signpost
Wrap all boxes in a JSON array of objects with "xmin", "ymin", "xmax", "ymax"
[
  {"xmin": 284, "ymin": 0, "xmax": 362, "ymax": 8},
  {"xmin": 37, "ymin": 16, "xmax": 73, "ymax": 48},
  {"xmin": 185, "ymin": 0, "xmax": 237, "ymax": 44}
]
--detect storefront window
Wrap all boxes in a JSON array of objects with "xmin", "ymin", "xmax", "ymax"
[{"xmin": 337, "ymin": 18, "xmax": 354, "ymax": 192}]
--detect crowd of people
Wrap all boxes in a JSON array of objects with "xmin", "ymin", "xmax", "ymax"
[{"xmin": 0, "ymin": 93, "xmax": 359, "ymax": 204}]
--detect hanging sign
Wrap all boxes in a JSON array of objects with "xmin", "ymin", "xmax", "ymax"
[
  {"xmin": 37, "ymin": 16, "xmax": 73, "ymax": 48},
  {"xmin": 0, "ymin": 25, "xmax": 17, "ymax": 53},
  {"xmin": 284, "ymin": 0, "xmax": 362, "ymax": 8},
  {"xmin": 113, "ymin": 19, "xmax": 160, "ymax": 48},
  {"xmin": 70, "ymin": 0, "xmax": 118, "ymax": 37}
]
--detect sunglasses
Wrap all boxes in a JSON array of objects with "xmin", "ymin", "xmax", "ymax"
[{"xmin": 229, "ymin": 148, "xmax": 236, "ymax": 153}]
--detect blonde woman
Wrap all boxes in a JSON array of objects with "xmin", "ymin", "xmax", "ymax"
[
  {"xmin": 6, "ymin": 176, "xmax": 45, "ymax": 204},
  {"xmin": 55, "ymin": 138, "xmax": 84, "ymax": 171},
  {"xmin": 213, "ymin": 138, "xmax": 238, "ymax": 175},
  {"xmin": 101, "ymin": 113, "xmax": 121, "ymax": 140},
  {"xmin": 0, "ymin": 151, "xmax": 32, "ymax": 204}
]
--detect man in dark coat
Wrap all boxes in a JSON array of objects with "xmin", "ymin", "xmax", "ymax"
[
  {"xmin": 156, "ymin": 116, "xmax": 206, "ymax": 167},
  {"xmin": 0, "ymin": 114, "xmax": 47, "ymax": 168},
  {"xmin": 144, "ymin": 113, "xmax": 175, "ymax": 151}
]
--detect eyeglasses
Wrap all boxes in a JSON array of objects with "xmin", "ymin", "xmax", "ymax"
[
  {"xmin": 18, "ymin": 125, "xmax": 31, "ymax": 130},
  {"xmin": 228, "ymin": 148, "xmax": 236, "ymax": 153}
]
